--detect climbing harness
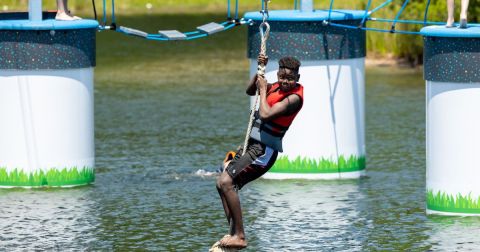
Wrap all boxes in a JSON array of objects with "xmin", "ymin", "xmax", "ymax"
[{"xmin": 241, "ymin": 0, "xmax": 270, "ymax": 156}]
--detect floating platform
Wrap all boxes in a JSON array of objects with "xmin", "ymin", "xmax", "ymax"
[
  {"xmin": 245, "ymin": 10, "xmax": 366, "ymax": 179},
  {"xmin": 0, "ymin": 13, "xmax": 97, "ymax": 187}
]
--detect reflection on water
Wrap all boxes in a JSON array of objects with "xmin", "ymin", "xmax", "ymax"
[
  {"xmin": 0, "ymin": 188, "xmax": 98, "ymax": 250},
  {"xmin": 2, "ymin": 67, "xmax": 480, "ymax": 250},
  {"xmin": 427, "ymin": 216, "xmax": 480, "ymax": 251},
  {"xmin": 246, "ymin": 180, "xmax": 363, "ymax": 251}
]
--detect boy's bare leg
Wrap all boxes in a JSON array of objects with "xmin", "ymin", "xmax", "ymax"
[
  {"xmin": 217, "ymin": 172, "xmax": 247, "ymax": 248},
  {"xmin": 216, "ymin": 186, "xmax": 233, "ymax": 231}
]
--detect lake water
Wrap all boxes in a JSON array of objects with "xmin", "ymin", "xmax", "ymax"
[{"xmin": 2, "ymin": 66, "xmax": 480, "ymax": 251}]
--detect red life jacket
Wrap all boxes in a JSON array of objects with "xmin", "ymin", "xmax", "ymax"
[{"xmin": 249, "ymin": 82, "xmax": 304, "ymax": 152}]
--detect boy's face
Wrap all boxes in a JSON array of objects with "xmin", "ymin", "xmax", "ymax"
[{"xmin": 277, "ymin": 68, "xmax": 299, "ymax": 92}]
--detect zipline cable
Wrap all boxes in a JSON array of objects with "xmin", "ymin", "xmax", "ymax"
[
  {"xmin": 369, "ymin": 17, "xmax": 444, "ymax": 26},
  {"xmin": 235, "ymin": 0, "xmax": 239, "ymax": 20},
  {"xmin": 424, "ymin": 0, "xmax": 432, "ymax": 27},
  {"xmin": 102, "ymin": 0, "xmax": 107, "ymax": 26},
  {"xmin": 391, "ymin": 0, "xmax": 410, "ymax": 32},
  {"xmin": 359, "ymin": 0, "xmax": 372, "ymax": 28},
  {"xmin": 92, "ymin": 0, "xmax": 97, "ymax": 21},
  {"xmin": 329, "ymin": 21, "xmax": 421, "ymax": 35},
  {"xmin": 368, "ymin": 0, "xmax": 394, "ymax": 17},
  {"xmin": 111, "ymin": 0, "xmax": 116, "ymax": 27},
  {"xmin": 327, "ymin": 0, "xmax": 334, "ymax": 23},
  {"xmin": 227, "ymin": 0, "xmax": 231, "ymax": 19},
  {"xmin": 242, "ymin": 0, "xmax": 270, "ymax": 156}
]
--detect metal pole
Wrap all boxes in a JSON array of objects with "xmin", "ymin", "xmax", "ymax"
[
  {"xmin": 29, "ymin": 0, "xmax": 43, "ymax": 21},
  {"xmin": 300, "ymin": 0, "xmax": 313, "ymax": 12}
]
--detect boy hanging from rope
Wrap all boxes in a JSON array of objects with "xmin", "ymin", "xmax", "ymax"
[{"xmin": 214, "ymin": 54, "xmax": 304, "ymax": 250}]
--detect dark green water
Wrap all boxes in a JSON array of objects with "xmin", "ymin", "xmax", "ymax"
[{"xmin": 2, "ymin": 66, "xmax": 480, "ymax": 251}]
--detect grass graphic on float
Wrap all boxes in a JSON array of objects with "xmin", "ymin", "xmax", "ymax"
[
  {"xmin": 0, "ymin": 167, "xmax": 95, "ymax": 187},
  {"xmin": 270, "ymin": 155, "xmax": 366, "ymax": 173},
  {"xmin": 427, "ymin": 190, "xmax": 480, "ymax": 214}
]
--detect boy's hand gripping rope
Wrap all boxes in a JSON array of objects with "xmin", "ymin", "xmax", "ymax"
[{"xmin": 242, "ymin": 0, "xmax": 270, "ymax": 156}]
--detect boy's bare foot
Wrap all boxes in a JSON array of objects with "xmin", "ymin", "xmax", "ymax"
[
  {"xmin": 210, "ymin": 235, "xmax": 237, "ymax": 252},
  {"xmin": 220, "ymin": 235, "xmax": 247, "ymax": 249},
  {"xmin": 219, "ymin": 234, "xmax": 231, "ymax": 244}
]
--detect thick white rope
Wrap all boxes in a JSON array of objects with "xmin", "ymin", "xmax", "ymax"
[{"xmin": 242, "ymin": 2, "xmax": 270, "ymax": 156}]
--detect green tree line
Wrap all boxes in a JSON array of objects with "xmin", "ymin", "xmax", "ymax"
[{"xmin": 3, "ymin": 0, "xmax": 479, "ymax": 65}]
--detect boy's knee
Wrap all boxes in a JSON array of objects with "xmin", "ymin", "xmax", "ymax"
[
  {"xmin": 218, "ymin": 172, "xmax": 234, "ymax": 190},
  {"xmin": 216, "ymin": 176, "xmax": 222, "ymax": 189}
]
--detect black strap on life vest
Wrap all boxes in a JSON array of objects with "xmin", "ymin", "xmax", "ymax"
[{"xmin": 253, "ymin": 111, "xmax": 289, "ymax": 137}]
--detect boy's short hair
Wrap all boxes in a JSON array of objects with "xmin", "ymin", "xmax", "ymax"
[{"xmin": 278, "ymin": 57, "xmax": 301, "ymax": 73}]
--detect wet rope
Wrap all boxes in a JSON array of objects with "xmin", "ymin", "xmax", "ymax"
[{"xmin": 242, "ymin": 0, "xmax": 270, "ymax": 156}]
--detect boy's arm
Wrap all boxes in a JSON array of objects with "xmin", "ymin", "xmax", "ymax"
[
  {"xmin": 257, "ymin": 76, "xmax": 301, "ymax": 121},
  {"xmin": 246, "ymin": 54, "xmax": 269, "ymax": 96},
  {"xmin": 246, "ymin": 75, "xmax": 258, "ymax": 95}
]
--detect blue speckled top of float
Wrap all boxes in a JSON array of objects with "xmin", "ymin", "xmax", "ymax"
[
  {"xmin": 421, "ymin": 25, "xmax": 480, "ymax": 38},
  {"xmin": 0, "ymin": 19, "xmax": 99, "ymax": 30},
  {"xmin": 246, "ymin": 10, "xmax": 366, "ymax": 60},
  {"xmin": 0, "ymin": 16, "xmax": 97, "ymax": 70},
  {"xmin": 244, "ymin": 10, "xmax": 366, "ymax": 21}
]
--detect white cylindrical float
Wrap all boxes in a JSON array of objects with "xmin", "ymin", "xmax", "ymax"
[
  {"xmin": 244, "ymin": 10, "xmax": 366, "ymax": 179},
  {"xmin": 0, "ymin": 12, "xmax": 98, "ymax": 187},
  {"xmin": 422, "ymin": 26, "xmax": 480, "ymax": 215}
]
